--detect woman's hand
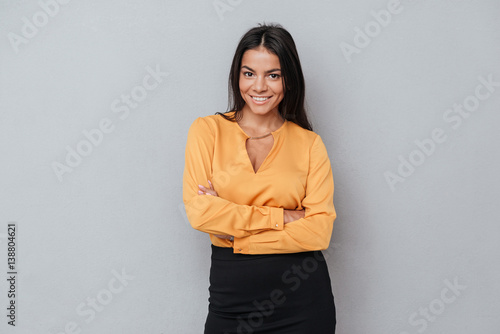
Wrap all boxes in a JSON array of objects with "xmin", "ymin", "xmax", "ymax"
[
  {"xmin": 284, "ymin": 209, "xmax": 305, "ymax": 224},
  {"xmin": 213, "ymin": 234, "xmax": 233, "ymax": 240},
  {"xmin": 198, "ymin": 180, "xmax": 218, "ymax": 196},
  {"xmin": 197, "ymin": 180, "xmax": 231, "ymax": 240}
]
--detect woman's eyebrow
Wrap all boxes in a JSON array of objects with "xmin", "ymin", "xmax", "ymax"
[{"xmin": 241, "ymin": 65, "xmax": 281, "ymax": 73}]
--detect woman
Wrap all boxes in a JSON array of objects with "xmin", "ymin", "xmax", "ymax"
[{"xmin": 183, "ymin": 23, "xmax": 337, "ymax": 333}]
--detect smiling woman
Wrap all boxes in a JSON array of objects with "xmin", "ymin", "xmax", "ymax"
[{"xmin": 183, "ymin": 23, "xmax": 337, "ymax": 333}]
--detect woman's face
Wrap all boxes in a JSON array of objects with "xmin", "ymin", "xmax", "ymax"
[{"xmin": 239, "ymin": 46, "xmax": 284, "ymax": 117}]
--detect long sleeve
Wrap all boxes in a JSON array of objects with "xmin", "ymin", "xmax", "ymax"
[
  {"xmin": 182, "ymin": 117, "xmax": 284, "ymax": 238},
  {"xmin": 232, "ymin": 134, "xmax": 336, "ymax": 254}
]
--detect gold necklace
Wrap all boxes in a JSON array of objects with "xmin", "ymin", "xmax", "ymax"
[{"xmin": 249, "ymin": 132, "xmax": 272, "ymax": 140}]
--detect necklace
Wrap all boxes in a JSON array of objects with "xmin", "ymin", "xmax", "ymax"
[
  {"xmin": 249, "ymin": 132, "xmax": 272, "ymax": 140},
  {"xmin": 237, "ymin": 117, "xmax": 285, "ymax": 140}
]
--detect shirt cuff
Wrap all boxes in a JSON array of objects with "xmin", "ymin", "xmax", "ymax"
[
  {"xmin": 233, "ymin": 236, "xmax": 250, "ymax": 254},
  {"xmin": 233, "ymin": 207, "xmax": 283, "ymax": 254},
  {"xmin": 270, "ymin": 207, "xmax": 284, "ymax": 231}
]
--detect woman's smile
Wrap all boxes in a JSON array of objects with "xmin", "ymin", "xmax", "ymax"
[{"xmin": 250, "ymin": 95, "xmax": 272, "ymax": 103}]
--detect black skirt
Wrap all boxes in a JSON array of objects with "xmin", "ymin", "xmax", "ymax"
[{"xmin": 204, "ymin": 245, "xmax": 336, "ymax": 334}]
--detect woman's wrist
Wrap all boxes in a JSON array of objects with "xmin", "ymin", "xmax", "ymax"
[
  {"xmin": 283, "ymin": 209, "xmax": 289, "ymax": 224},
  {"xmin": 283, "ymin": 209, "xmax": 305, "ymax": 224}
]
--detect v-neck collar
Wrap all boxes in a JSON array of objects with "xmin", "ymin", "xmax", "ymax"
[{"xmin": 231, "ymin": 113, "xmax": 287, "ymax": 174}]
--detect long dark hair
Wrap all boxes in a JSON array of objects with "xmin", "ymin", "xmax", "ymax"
[{"xmin": 215, "ymin": 23, "xmax": 313, "ymax": 131}]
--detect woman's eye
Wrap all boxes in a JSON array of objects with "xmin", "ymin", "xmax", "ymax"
[
  {"xmin": 269, "ymin": 73, "xmax": 281, "ymax": 79},
  {"xmin": 243, "ymin": 72, "xmax": 253, "ymax": 77}
]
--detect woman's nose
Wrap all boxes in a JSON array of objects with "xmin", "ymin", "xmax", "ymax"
[{"xmin": 253, "ymin": 76, "xmax": 267, "ymax": 92}]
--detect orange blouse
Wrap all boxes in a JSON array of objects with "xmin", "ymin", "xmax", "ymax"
[{"xmin": 182, "ymin": 111, "xmax": 336, "ymax": 254}]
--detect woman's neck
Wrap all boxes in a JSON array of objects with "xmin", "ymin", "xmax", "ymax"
[{"xmin": 238, "ymin": 107, "xmax": 284, "ymax": 133}]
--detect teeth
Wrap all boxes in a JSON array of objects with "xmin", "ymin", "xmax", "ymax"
[{"xmin": 252, "ymin": 96, "xmax": 269, "ymax": 101}]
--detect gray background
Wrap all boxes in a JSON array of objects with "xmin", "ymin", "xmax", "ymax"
[{"xmin": 1, "ymin": 0, "xmax": 499, "ymax": 333}]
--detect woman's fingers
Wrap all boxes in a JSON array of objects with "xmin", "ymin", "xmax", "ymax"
[
  {"xmin": 198, "ymin": 184, "xmax": 212, "ymax": 195},
  {"xmin": 198, "ymin": 182, "xmax": 218, "ymax": 196},
  {"xmin": 207, "ymin": 180, "xmax": 218, "ymax": 196}
]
